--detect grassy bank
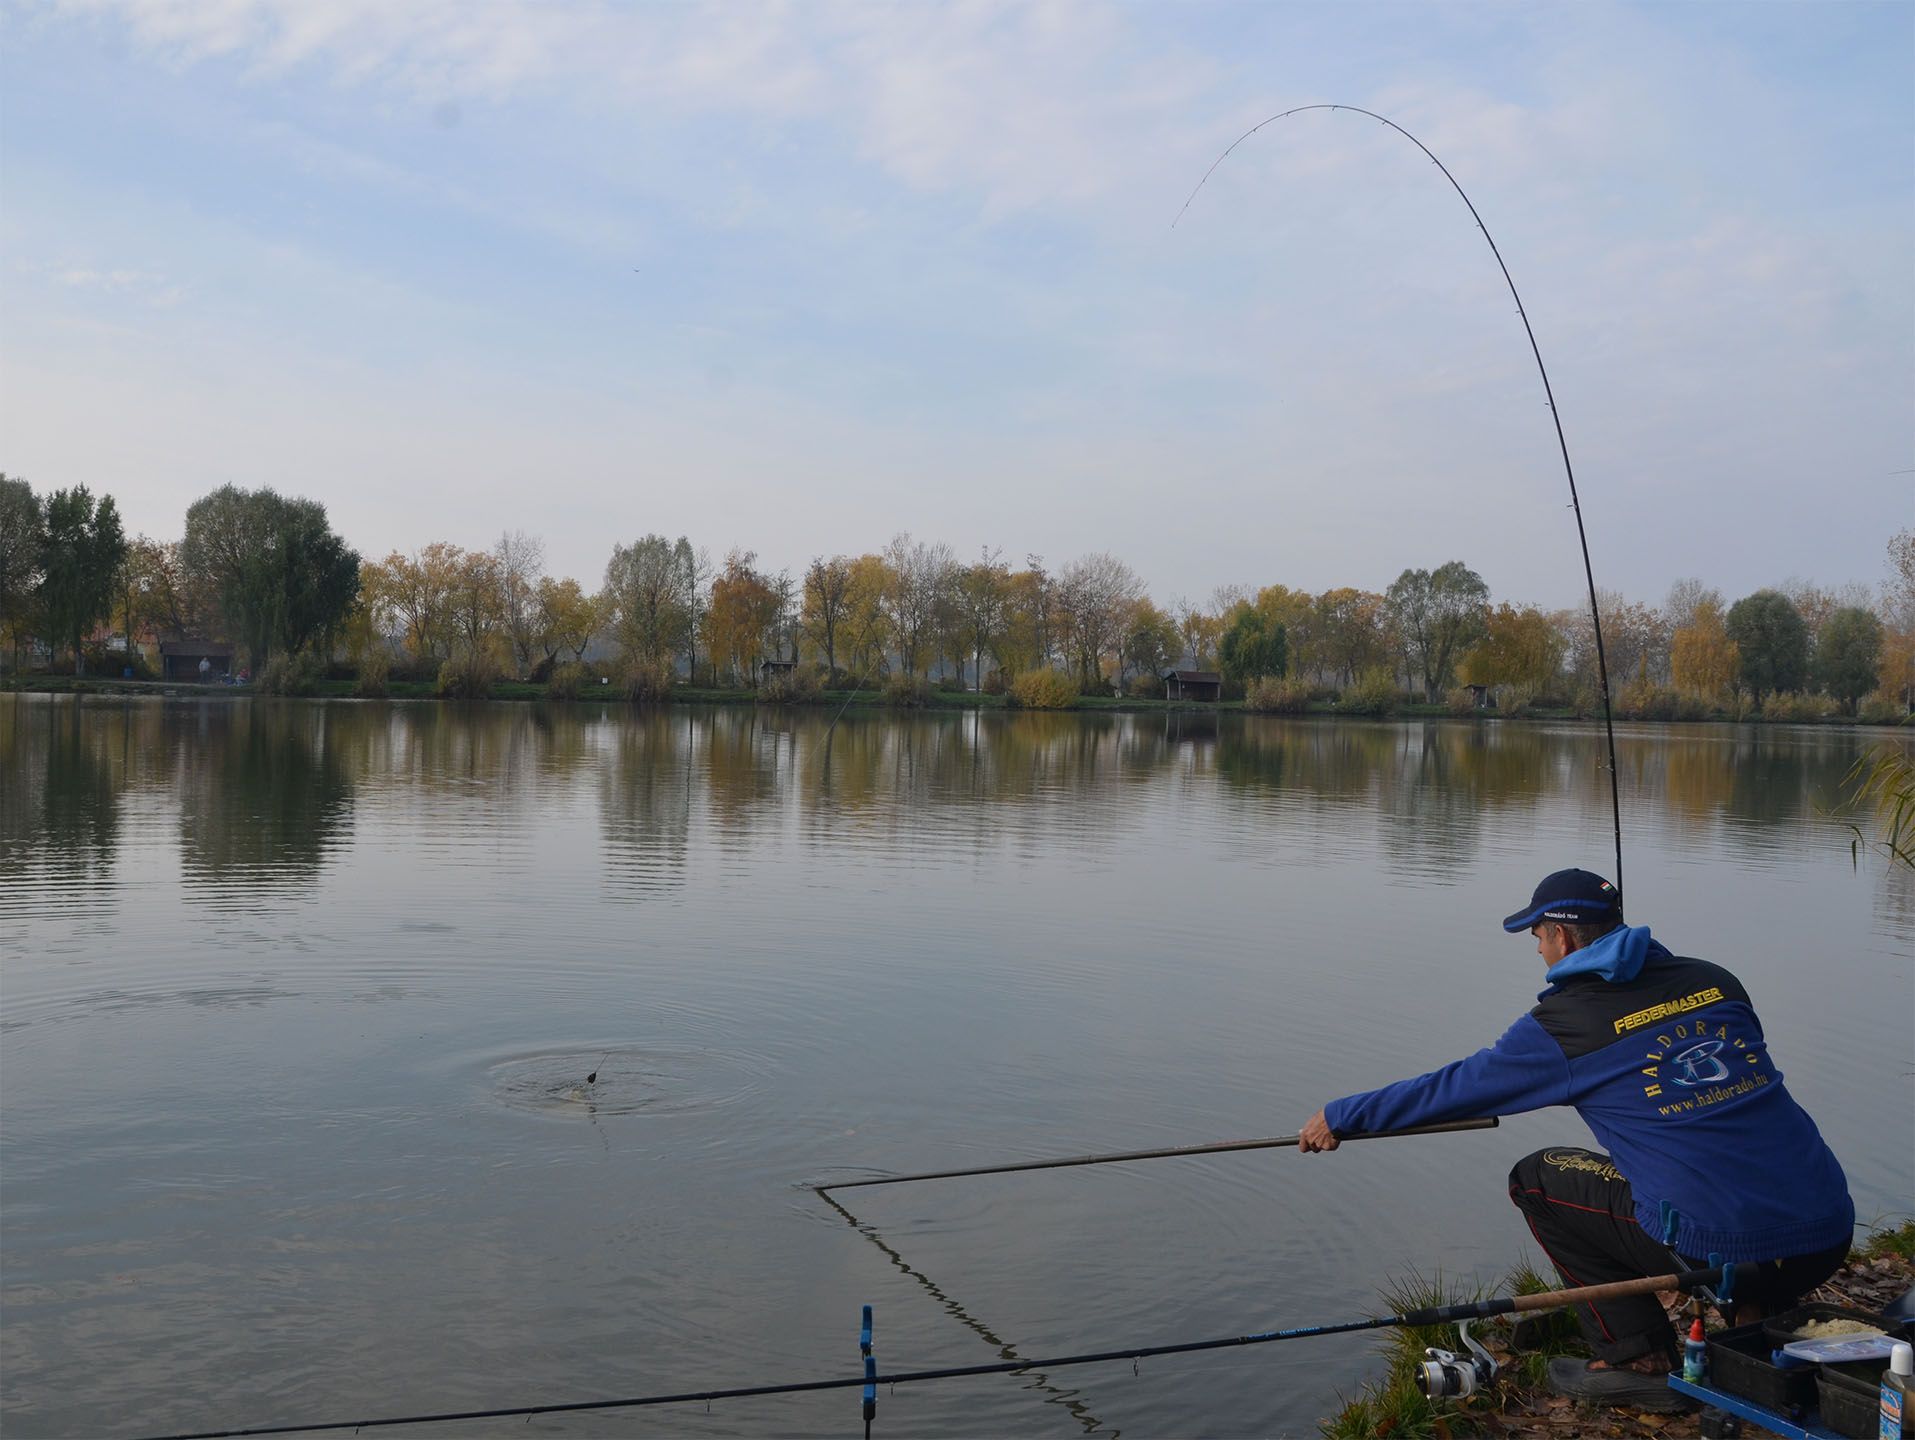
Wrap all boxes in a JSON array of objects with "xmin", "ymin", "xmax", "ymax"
[{"xmin": 1319, "ymin": 1221, "xmax": 1915, "ymax": 1439}]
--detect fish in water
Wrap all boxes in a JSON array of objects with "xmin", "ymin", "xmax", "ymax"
[{"xmin": 587, "ymin": 1052, "xmax": 610, "ymax": 1085}]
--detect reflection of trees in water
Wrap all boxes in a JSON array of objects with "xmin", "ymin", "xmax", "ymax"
[
  {"xmin": 1216, "ymin": 719, "xmax": 1564, "ymax": 873},
  {"xmin": 175, "ymin": 702, "xmax": 353, "ymax": 896},
  {"xmin": 376, "ymin": 701, "xmax": 592, "ymax": 801},
  {"xmin": 794, "ymin": 711, "xmax": 1153, "ymax": 860},
  {"xmin": 598, "ymin": 708, "xmax": 692, "ymax": 899},
  {"xmin": 1632, "ymin": 725, "xmax": 1873, "ymax": 833},
  {"xmin": 1, "ymin": 698, "xmax": 128, "ymax": 895}
]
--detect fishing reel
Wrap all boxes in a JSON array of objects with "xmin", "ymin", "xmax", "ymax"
[{"xmin": 1415, "ymin": 1319, "xmax": 1499, "ymax": 1399}]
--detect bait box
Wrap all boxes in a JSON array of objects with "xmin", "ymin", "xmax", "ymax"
[
  {"xmin": 1707, "ymin": 1320, "xmax": 1818, "ymax": 1414},
  {"xmin": 1761, "ymin": 1303, "xmax": 1901, "ymax": 1350},
  {"xmin": 1815, "ymin": 1361, "xmax": 1908, "ymax": 1440}
]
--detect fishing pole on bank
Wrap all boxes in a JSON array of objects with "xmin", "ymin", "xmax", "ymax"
[
  {"xmin": 128, "ymin": 1264, "xmax": 1729, "ymax": 1440},
  {"xmin": 1175, "ymin": 103, "xmax": 1626, "ymax": 899}
]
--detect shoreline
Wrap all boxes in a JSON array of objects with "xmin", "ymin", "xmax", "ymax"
[{"xmin": 3, "ymin": 675, "xmax": 1910, "ymax": 728}]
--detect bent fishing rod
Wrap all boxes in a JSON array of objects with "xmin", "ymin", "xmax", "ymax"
[
  {"xmin": 128, "ymin": 1264, "xmax": 1725, "ymax": 1440},
  {"xmin": 1175, "ymin": 103, "xmax": 1625, "ymax": 899},
  {"xmin": 814, "ymin": 1115, "xmax": 1497, "ymax": 1194}
]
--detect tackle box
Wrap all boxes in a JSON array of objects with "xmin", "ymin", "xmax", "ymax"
[
  {"xmin": 1706, "ymin": 1319, "xmax": 1818, "ymax": 1415},
  {"xmin": 1815, "ymin": 1360, "xmax": 1909, "ymax": 1439}
]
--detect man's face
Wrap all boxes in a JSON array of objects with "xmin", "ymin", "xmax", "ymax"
[{"xmin": 1531, "ymin": 921, "xmax": 1569, "ymax": 967}]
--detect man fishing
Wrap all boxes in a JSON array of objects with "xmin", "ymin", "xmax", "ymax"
[{"xmin": 1298, "ymin": 868, "xmax": 1853, "ymax": 1412}]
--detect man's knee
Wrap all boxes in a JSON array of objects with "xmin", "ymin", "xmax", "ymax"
[{"xmin": 1509, "ymin": 1148, "xmax": 1550, "ymax": 1202}]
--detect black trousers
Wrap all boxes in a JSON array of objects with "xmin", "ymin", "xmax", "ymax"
[{"xmin": 1507, "ymin": 1147, "xmax": 1848, "ymax": 1364}]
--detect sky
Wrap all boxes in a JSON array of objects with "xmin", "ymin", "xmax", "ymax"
[{"xmin": 2, "ymin": 0, "xmax": 1910, "ymax": 612}]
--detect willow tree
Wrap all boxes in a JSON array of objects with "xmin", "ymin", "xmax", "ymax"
[
  {"xmin": 1386, "ymin": 562, "xmax": 1489, "ymax": 700},
  {"xmin": 181, "ymin": 485, "xmax": 358, "ymax": 666}
]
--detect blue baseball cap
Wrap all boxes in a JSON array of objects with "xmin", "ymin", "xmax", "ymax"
[{"xmin": 1501, "ymin": 869, "xmax": 1623, "ymax": 932}]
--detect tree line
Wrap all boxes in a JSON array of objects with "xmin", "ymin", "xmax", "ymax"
[{"xmin": 1, "ymin": 473, "xmax": 1909, "ymax": 717}]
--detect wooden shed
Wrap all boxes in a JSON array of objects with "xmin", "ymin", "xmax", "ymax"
[
  {"xmin": 1162, "ymin": 669, "xmax": 1222, "ymax": 702},
  {"xmin": 158, "ymin": 640, "xmax": 235, "ymax": 681}
]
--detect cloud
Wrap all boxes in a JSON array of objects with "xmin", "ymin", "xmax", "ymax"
[{"xmin": 42, "ymin": 261, "xmax": 185, "ymax": 308}]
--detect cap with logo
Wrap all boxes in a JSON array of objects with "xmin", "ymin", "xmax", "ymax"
[{"xmin": 1501, "ymin": 868, "xmax": 1623, "ymax": 933}]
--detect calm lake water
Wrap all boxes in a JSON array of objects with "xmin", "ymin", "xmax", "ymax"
[{"xmin": 3, "ymin": 696, "xmax": 1910, "ymax": 1439}]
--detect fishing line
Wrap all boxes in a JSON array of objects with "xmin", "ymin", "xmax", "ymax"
[
  {"xmin": 127, "ymin": 1266, "xmax": 1724, "ymax": 1440},
  {"xmin": 1175, "ymin": 104, "xmax": 1625, "ymax": 898},
  {"xmin": 816, "ymin": 1189, "xmax": 1109, "ymax": 1432}
]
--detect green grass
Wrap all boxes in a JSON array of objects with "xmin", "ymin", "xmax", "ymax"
[
  {"xmin": 1857, "ymin": 1219, "xmax": 1915, "ymax": 1262},
  {"xmin": 1317, "ymin": 1259, "xmax": 1590, "ymax": 1440}
]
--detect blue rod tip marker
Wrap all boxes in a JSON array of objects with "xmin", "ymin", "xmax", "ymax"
[{"xmin": 860, "ymin": 1305, "xmax": 877, "ymax": 1437}]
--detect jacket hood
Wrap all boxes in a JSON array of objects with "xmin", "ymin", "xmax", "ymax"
[{"xmin": 1542, "ymin": 923, "xmax": 1665, "ymax": 987}]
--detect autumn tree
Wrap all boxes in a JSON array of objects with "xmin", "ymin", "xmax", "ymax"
[
  {"xmin": 1053, "ymin": 552, "xmax": 1145, "ymax": 689},
  {"xmin": 604, "ymin": 534, "xmax": 695, "ymax": 667},
  {"xmin": 1726, "ymin": 590, "xmax": 1809, "ymax": 701},
  {"xmin": 39, "ymin": 484, "xmax": 127, "ymax": 674},
  {"xmin": 535, "ymin": 576, "xmax": 601, "ymax": 665},
  {"xmin": 1311, "ymin": 588, "xmax": 1390, "ymax": 687},
  {"xmin": 1458, "ymin": 604, "xmax": 1563, "ymax": 694},
  {"xmin": 839, "ymin": 554, "xmax": 891, "ymax": 682},
  {"xmin": 802, "ymin": 555, "xmax": 854, "ymax": 681},
  {"xmin": 1879, "ymin": 530, "xmax": 1915, "ymax": 709},
  {"xmin": 368, "ymin": 542, "xmax": 462, "ymax": 667},
  {"xmin": 880, "ymin": 533, "xmax": 956, "ymax": 680},
  {"xmin": 1386, "ymin": 561, "xmax": 1489, "ymax": 701},
  {"xmin": 1778, "ymin": 578, "xmax": 1874, "ymax": 647},
  {"xmin": 997, "ymin": 560, "xmax": 1054, "ymax": 677},
  {"xmin": 1670, "ymin": 596, "xmax": 1739, "ymax": 698},
  {"xmin": 705, "ymin": 550, "xmax": 781, "ymax": 684},
  {"xmin": 951, "ymin": 548, "xmax": 1010, "ymax": 689},
  {"xmin": 1120, "ymin": 599, "xmax": 1182, "ymax": 686},
  {"xmin": 1811, "ymin": 607, "xmax": 1883, "ymax": 713},
  {"xmin": 494, "ymin": 530, "xmax": 546, "ymax": 677},
  {"xmin": 1252, "ymin": 585, "xmax": 1315, "ymax": 677},
  {"xmin": 446, "ymin": 548, "xmax": 506, "ymax": 661}
]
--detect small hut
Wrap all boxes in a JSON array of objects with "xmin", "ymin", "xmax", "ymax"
[
  {"xmin": 1162, "ymin": 669, "xmax": 1222, "ymax": 702},
  {"xmin": 158, "ymin": 640, "xmax": 235, "ymax": 682},
  {"xmin": 758, "ymin": 658, "xmax": 797, "ymax": 686}
]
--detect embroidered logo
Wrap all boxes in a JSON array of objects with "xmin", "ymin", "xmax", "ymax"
[
  {"xmin": 1668, "ymin": 1039, "xmax": 1730, "ymax": 1086},
  {"xmin": 1614, "ymin": 987, "xmax": 1724, "ymax": 1035},
  {"xmin": 1642, "ymin": 1016, "xmax": 1768, "ymax": 1113}
]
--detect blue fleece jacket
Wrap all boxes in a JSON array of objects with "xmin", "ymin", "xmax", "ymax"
[{"xmin": 1323, "ymin": 931, "xmax": 1852, "ymax": 1263}]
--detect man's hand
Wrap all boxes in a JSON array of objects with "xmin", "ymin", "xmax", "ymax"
[{"xmin": 1298, "ymin": 1108, "xmax": 1340, "ymax": 1153}]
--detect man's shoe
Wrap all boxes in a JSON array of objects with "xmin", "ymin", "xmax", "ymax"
[{"xmin": 1546, "ymin": 1357, "xmax": 1695, "ymax": 1414}]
